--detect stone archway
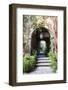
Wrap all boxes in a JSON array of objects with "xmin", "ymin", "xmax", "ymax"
[{"xmin": 31, "ymin": 27, "xmax": 50, "ymax": 56}]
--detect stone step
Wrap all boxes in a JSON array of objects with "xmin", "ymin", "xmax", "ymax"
[
  {"xmin": 37, "ymin": 60, "xmax": 51, "ymax": 63},
  {"xmin": 37, "ymin": 57, "xmax": 49, "ymax": 60},
  {"xmin": 27, "ymin": 67, "xmax": 52, "ymax": 74},
  {"xmin": 36, "ymin": 62, "xmax": 51, "ymax": 66},
  {"xmin": 37, "ymin": 54, "xmax": 45, "ymax": 56},
  {"xmin": 36, "ymin": 65, "xmax": 51, "ymax": 67},
  {"xmin": 37, "ymin": 55, "xmax": 45, "ymax": 58}
]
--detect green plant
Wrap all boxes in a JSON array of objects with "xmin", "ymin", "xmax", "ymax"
[
  {"xmin": 48, "ymin": 51, "xmax": 57, "ymax": 73},
  {"xmin": 23, "ymin": 54, "xmax": 37, "ymax": 73},
  {"xmin": 32, "ymin": 50, "xmax": 37, "ymax": 55}
]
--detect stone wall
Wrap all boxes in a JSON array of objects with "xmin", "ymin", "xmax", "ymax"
[{"xmin": 23, "ymin": 15, "xmax": 57, "ymax": 55}]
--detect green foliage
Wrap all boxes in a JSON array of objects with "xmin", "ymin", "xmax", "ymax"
[
  {"xmin": 48, "ymin": 51, "xmax": 57, "ymax": 73},
  {"xmin": 23, "ymin": 15, "xmax": 45, "ymax": 30},
  {"xmin": 30, "ymin": 16, "xmax": 38, "ymax": 29},
  {"xmin": 32, "ymin": 50, "xmax": 37, "ymax": 57},
  {"xmin": 23, "ymin": 54, "xmax": 37, "ymax": 73}
]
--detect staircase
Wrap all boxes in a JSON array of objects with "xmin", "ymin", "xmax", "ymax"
[
  {"xmin": 36, "ymin": 57, "xmax": 51, "ymax": 67},
  {"xmin": 29, "ymin": 52, "xmax": 52, "ymax": 74},
  {"xmin": 26, "ymin": 52, "xmax": 52, "ymax": 74},
  {"xmin": 36, "ymin": 51, "xmax": 51, "ymax": 66}
]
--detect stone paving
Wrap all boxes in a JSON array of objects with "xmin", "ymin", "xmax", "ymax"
[
  {"xmin": 24, "ymin": 55, "xmax": 53, "ymax": 74},
  {"xmin": 28, "ymin": 66, "xmax": 53, "ymax": 74}
]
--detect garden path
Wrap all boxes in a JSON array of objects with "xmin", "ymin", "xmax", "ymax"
[{"xmin": 25, "ymin": 52, "xmax": 53, "ymax": 74}]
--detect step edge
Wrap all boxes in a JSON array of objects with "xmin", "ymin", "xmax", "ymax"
[
  {"xmin": 36, "ymin": 64, "xmax": 51, "ymax": 65},
  {"xmin": 36, "ymin": 65, "xmax": 51, "ymax": 67},
  {"xmin": 37, "ymin": 62, "xmax": 51, "ymax": 63}
]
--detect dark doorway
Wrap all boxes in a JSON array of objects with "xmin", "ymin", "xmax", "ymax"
[{"xmin": 31, "ymin": 27, "xmax": 50, "ymax": 56}]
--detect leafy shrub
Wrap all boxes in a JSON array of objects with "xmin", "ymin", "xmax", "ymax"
[
  {"xmin": 23, "ymin": 54, "xmax": 36, "ymax": 73},
  {"xmin": 32, "ymin": 50, "xmax": 37, "ymax": 56},
  {"xmin": 48, "ymin": 51, "xmax": 57, "ymax": 73}
]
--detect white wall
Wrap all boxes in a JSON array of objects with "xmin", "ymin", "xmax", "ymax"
[{"xmin": 0, "ymin": 0, "xmax": 68, "ymax": 90}]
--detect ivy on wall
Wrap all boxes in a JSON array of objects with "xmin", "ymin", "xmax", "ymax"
[{"xmin": 23, "ymin": 15, "xmax": 57, "ymax": 55}]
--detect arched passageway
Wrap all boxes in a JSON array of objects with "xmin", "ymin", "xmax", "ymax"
[{"xmin": 31, "ymin": 27, "xmax": 50, "ymax": 57}]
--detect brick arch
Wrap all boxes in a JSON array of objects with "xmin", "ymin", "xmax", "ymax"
[{"xmin": 31, "ymin": 27, "xmax": 50, "ymax": 55}]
